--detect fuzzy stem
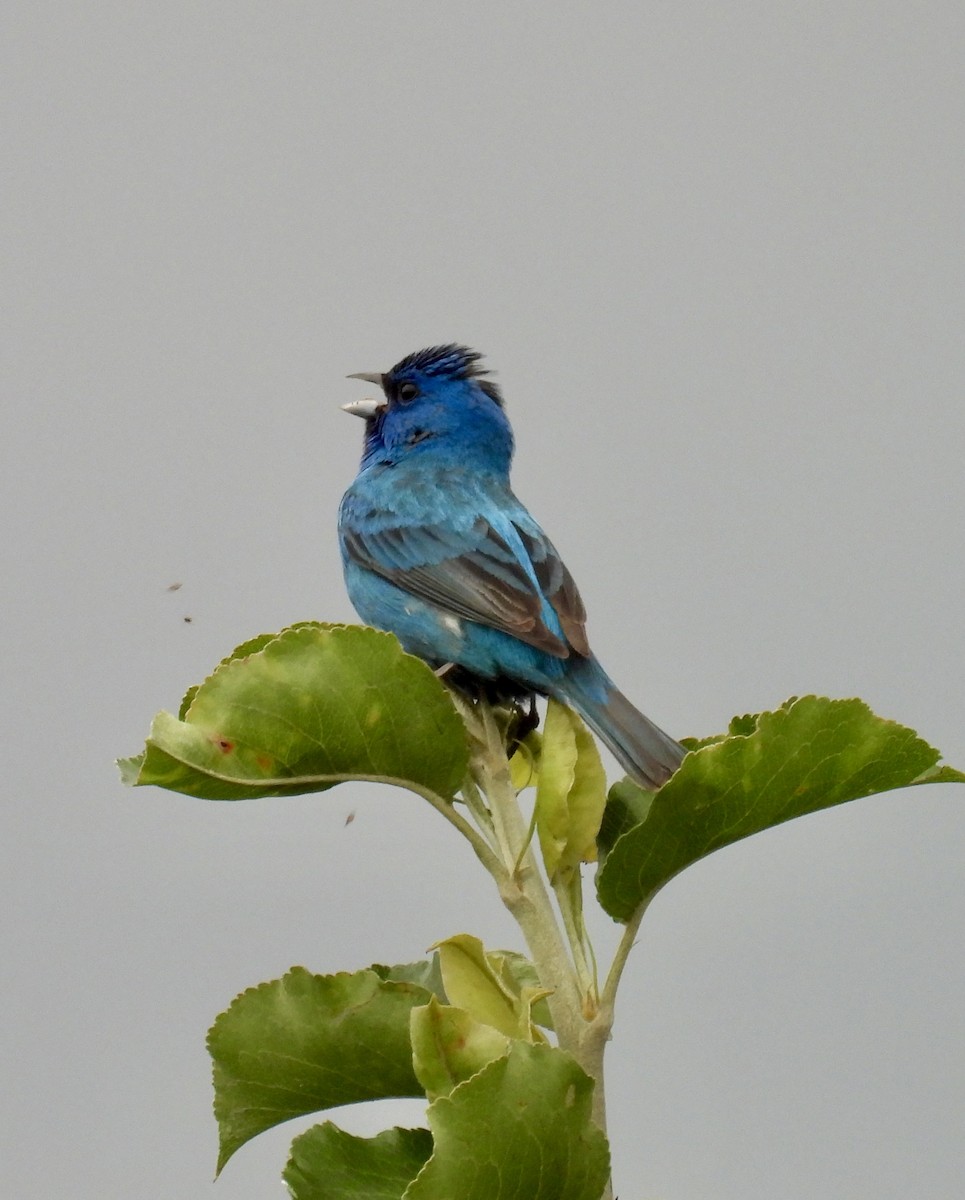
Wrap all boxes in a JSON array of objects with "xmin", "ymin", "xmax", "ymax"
[
  {"xmin": 405, "ymin": 780, "xmax": 505, "ymax": 878},
  {"xmin": 458, "ymin": 771, "xmax": 500, "ymax": 852},
  {"xmin": 552, "ymin": 873, "xmax": 597, "ymax": 1010},
  {"xmin": 471, "ymin": 703, "xmax": 587, "ymax": 1054},
  {"xmin": 450, "ymin": 696, "xmax": 629, "ymax": 1200},
  {"xmin": 601, "ymin": 897, "xmax": 651, "ymax": 1015}
]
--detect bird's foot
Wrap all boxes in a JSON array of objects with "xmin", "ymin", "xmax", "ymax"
[
  {"xmin": 507, "ymin": 692, "xmax": 539, "ymax": 751},
  {"xmin": 432, "ymin": 664, "xmax": 540, "ymax": 758}
]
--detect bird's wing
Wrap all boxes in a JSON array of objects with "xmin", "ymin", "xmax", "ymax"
[
  {"xmin": 341, "ymin": 515, "xmax": 588, "ymax": 659},
  {"xmin": 512, "ymin": 521, "xmax": 589, "ymax": 656}
]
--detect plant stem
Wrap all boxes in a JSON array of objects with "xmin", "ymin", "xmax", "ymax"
[
  {"xmin": 601, "ymin": 897, "xmax": 650, "ymax": 1015},
  {"xmin": 472, "ymin": 702, "xmax": 587, "ymax": 1059},
  {"xmin": 452, "ymin": 697, "xmax": 627, "ymax": 1200},
  {"xmin": 458, "ymin": 772, "xmax": 500, "ymax": 852},
  {"xmin": 552, "ymin": 874, "xmax": 596, "ymax": 1007},
  {"xmin": 405, "ymin": 781, "xmax": 505, "ymax": 879}
]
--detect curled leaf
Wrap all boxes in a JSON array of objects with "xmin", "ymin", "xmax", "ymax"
[
  {"xmin": 535, "ymin": 700, "xmax": 607, "ymax": 882},
  {"xmin": 119, "ymin": 623, "xmax": 468, "ymax": 800}
]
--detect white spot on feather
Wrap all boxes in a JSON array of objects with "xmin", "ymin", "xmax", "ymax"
[{"xmin": 441, "ymin": 615, "xmax": 463, "ymax": 638}]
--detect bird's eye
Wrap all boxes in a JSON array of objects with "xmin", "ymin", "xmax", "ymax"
[{"xmin": 398, "ymin": 382, "xmax": 418, "ymax": 403}]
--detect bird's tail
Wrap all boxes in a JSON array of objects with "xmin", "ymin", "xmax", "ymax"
[{"xmin": 556, "ymin": 656, "xmax": 685, "ymax": 791}]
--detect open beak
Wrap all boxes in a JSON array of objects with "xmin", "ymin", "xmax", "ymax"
[
  {"xmin": 341, "ymin": 397, "xmax": 384, "ymax": 419},
  {"xmin": 343, "ymin": 372, "xmax": 386, "ymax": 419}
]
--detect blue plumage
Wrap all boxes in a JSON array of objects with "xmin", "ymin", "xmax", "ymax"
[{"xmin": 337, "ymin": 345, "xmax": 684, "ymax": 789}]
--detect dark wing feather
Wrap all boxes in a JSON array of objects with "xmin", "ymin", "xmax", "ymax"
[
  {"xmin": 512, "ymin": 524, "xmax": 590, "ymax": 657},
  {"xmin": 342, "ymin": 517, "xmax": 576, "ymax": 657}
]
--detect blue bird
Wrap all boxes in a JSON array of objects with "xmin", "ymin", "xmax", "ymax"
[{"xmin": 338, "ymin": 345, "xmax": 685, "ymax": 789}]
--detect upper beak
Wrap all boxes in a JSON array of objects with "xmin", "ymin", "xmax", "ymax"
[{"xmin": 342, "ymin": 372, "xmax": 386, "ymax": 419}]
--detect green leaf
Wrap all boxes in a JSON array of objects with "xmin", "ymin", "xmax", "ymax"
[
  {"xmin": 913, "ymin": 763, "xmax": 965, "ymax": 785},
  {"xmin": 404, "ymin": 1043, "xmax": 610, "ymax": 1200},
  {"xmin": 285, "ymin": 1124, "xmax": 433, "ymax": 1200},
  {"xmin": 535, "ymin": 700, "xmax": 607, "ymax": 881},
  {"xmin": 509, "ymin": 730, "xmax": 541, "ymax": 789},
  {"xmin": 433, "ymin": 935, "xmax": 547, "ymax": 1042},
  {"xmin": 411, "ymin": 997, "xmax": 509, "ymax": 1100},
  {"xmin": 208, "ymin": 967, "xmax": 429, "ymax": 1172},
  {"xmin": 597, "ymin": 695, "xmax": 965, "ymax": 922},
  {"xmin": 119, "ymin": 623, "xmax": 469, "ymax": 800},
  {"xmin": 596, "ymin": 778, "xmax": 655, "ymax": 861},
  {"xmin": 371, "ymin": 955, "xmax": 447, "ymax": 1001},
  {"xmin": 178, "ymin": 631, "xmax": 280, "ymax": 718},
  {"xmin": 484, "ymin": 949, "xmax": 554, "ymax": 1031}
]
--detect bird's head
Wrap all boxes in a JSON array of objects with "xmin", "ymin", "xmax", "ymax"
[{"xmin": 343, "ymin": 344, "xmax": 513, "ymax": 472}]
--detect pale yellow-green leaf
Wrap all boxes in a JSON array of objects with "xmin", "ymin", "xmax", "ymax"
[
  {"xmin": 535, "ymin": 700, "xmax": 607, "ymax": 881},
  {"xmin": 432, "ymin": 935, "xmax": 545, "ymax": 1042},
  {"xmin": 410, "ymin": 997, "xmax": 509, "ymax": 1100}
]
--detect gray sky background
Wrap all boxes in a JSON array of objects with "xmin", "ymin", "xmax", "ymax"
[{"xmin": 3, "ymin": 4, "xmax": 964, "ymax": 1198}]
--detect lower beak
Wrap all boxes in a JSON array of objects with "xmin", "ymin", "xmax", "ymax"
[{"xmin": 341, "ymin": 397, "xmax": 385, "ymax": 419}]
